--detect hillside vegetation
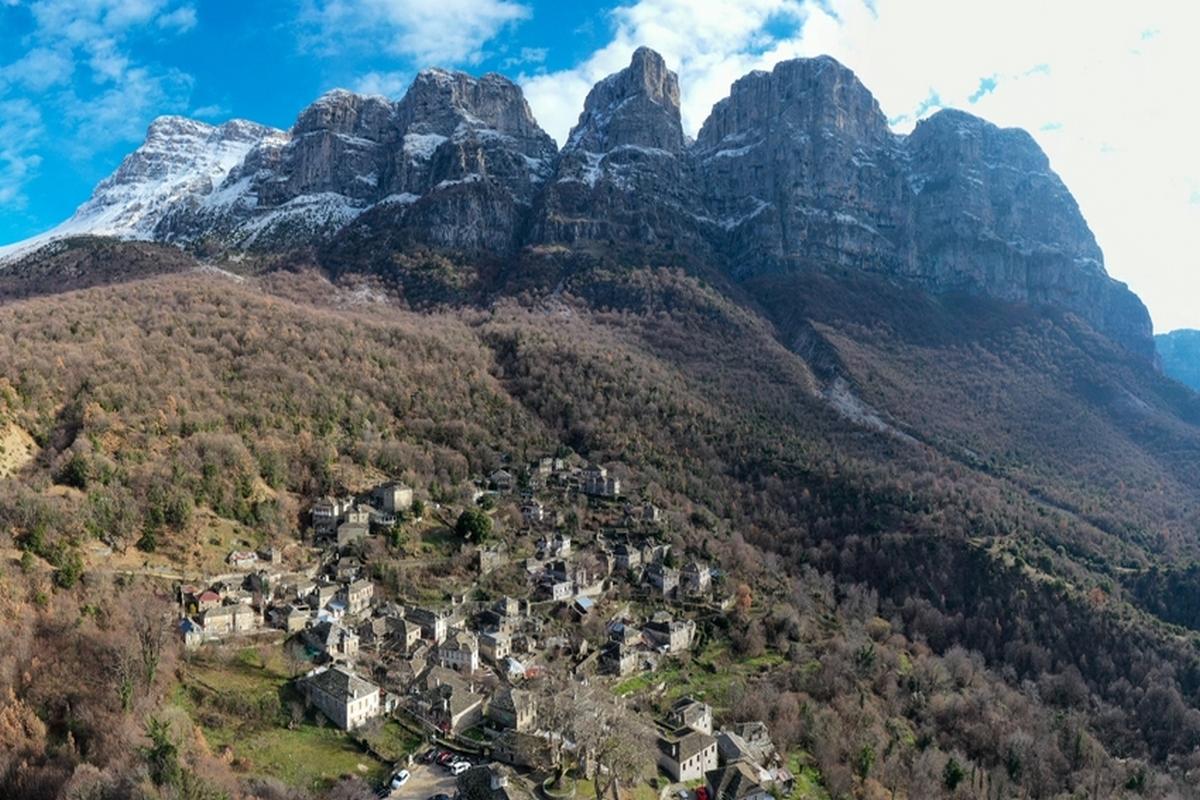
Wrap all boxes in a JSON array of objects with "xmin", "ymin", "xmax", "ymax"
[{"xmin": 1, "ymin": 244, "xmax": 1200, "ymax": 798}]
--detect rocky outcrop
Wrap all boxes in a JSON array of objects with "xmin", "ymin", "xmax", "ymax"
[
  {"xmin": 531, "ymin": 47, "xmax": 708, "ymax": 252},
  {"xmin": 64, "ymin": 116, "xmax": 286, "ymax": 243},
  {"xmin": 12, "ymin": 49, "xmax": 1156, "ymax": 362},
  {"xmin": 905, "ymin": 109, "xmax": 1154, "ymax": 361},
  {"xmin": 695, "ymin": 56, "xmax": 915, "ymax": 277}
]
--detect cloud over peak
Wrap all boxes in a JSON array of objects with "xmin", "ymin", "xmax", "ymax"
[{"xmin": 299, "ymin": 0, "xmax": 532, "ymax": 67}]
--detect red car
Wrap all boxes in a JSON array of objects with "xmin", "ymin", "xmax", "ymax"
[
  {"xmin": 696, "ymin": 788, "xmax": 709, "ymax": 800},
  {"xmin": 435, "ymin": 751, "xmax": 456, "ymax": 766}
]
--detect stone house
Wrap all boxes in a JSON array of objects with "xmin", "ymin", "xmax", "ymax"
[
  {"xmin": 304, "ymin": 620, "xmax": 360, "ymax": 660},
  {"xmin": 196, "ymin": 590, "xmax": 222, "ymax": 612},
  {"xmin": 345, "ymin": 505, "xmax": 372, "ymax": 525},
  {"xmin": 337, "ymin": 579, "xmax": 374, "ymax": 617},
  {"xmin": 536, "ymin": 533, "xmax": 571, "ymax": 558},
  {"xmin": 406, "ymin": 605, "xmax": 456, "ymax": 644},
  {"xmin": 600, "ymin": 641, "xmax": 640, "ymax": 676},
  {"xmin": 311, "ymin": 496, "xmax": 339, "ymax": 534},
  {"xmin": 307, "ymin": 581, "xmax": 341, "ymax": 611},
  {"xmin": 303, "ymin": 666, "xmax": 380, "ymax": 730},
  {"xmin": 644, "ymin": 614, "xmax": 695, "ymax": 654},
  {"xmin": 386, "ymin": 615, "xmax": 422, "ymax": 652},
  {"xmin": 410, "ymin": 666, "xmax": 484, "ymax": 734},
  {"xmin": 437, "ymin": 628, "xmax": 480, "ymax": 673},
  {"xmin": 706, "ymin": 763, "xmax": 770, "ymax": 800},
  {"xmin": 269, "ymin": 604, "xmax": 310, "ymax": 633},
  {"xmin": 644, "ymin": 562, "xmax": 680, "ymax": 596},
  {"xmin": 717, "ymin": 722, "xmax": 776, "ymax": 766},
  {"xmin": 488, "ymin": 687, "xmax": 537, "ymax": 732},
  {"xmin": 336, "ymin": 521, "xmax": 369, "ymax": 550},
  {"xmin": 489, "ymin": 469, "xmax": 515, "ymax": 493},
  {"xmin": 658, "ymin": 728, "xmax": 719, "ymax": 783},
  {"xmin": 479, "ymin": 630, "xmax": 511, "ymax": 664},
  {"xmin": 479, "ymin": 543, "xmax": 509, "ymax": 575},
  {"xmin": 583, "ymin": 473, "xmax": 621, "ymax": 498},
  {"xmin": 358, "ymin": 617, "xmax": 390, "ymax": 650},
  {"xmin": 544, "ymin": 579, "xmax": 573, "ymax": 602},
  {"xmin": 613, "ymin": 542, "xmax": 643, "ymax": 572},
  {"xmin": 681, "ymin": 561, "xmax": 712, "ymax": 595},
  {"xmin": 200, "ymin": 604, "xmax": 257, "ymax": 636},
  {"xmin": 375, "ymin": 481, "xmax": 414, "ymax": 512},
  {"xmin": 334, "ymin": 557, "xmax": 363, "ymax": 582},
  {"xmin": 667, "ymin": 697, "xmax": 713, "ymax": 736},
  {"xmin": 199, "ymin": 605, "xmax": 234, "ymax": 636}
]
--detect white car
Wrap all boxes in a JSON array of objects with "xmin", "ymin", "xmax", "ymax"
[
  {"xmin": 390, "ymin": 770, "xmax": 411, "ymax": 790},
  {"xmin": 449, "ymin": 760, "xmax": 470, "ymax": 776}
]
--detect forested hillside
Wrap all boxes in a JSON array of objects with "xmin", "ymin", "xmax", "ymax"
[{"xmin": 1, "ymin": 244, "xmax": 1200, "ymax": 798}]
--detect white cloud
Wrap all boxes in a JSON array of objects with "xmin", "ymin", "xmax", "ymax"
[
  {"xmin": 521, "ymin": 0, "xmax": 810, "ymax": 145},
  {"xmin": 503, "ymin": 46, "xmax": 546, "ymax": 69},
  {"xmin": 520, "ymin": 0, "xmax": 1200, "ymax": 332},
  {"xmin": 0, "ymin": 99, "xmax": 45, "ymax": 209},
  {"xmin": 352, "ymin": 70, "xmax": 412, "ymax": 98},
  {"xmin": 66, "ymin": 66, "xmax": 193, "ymax": 149},
  {"xmin": 299, "ymin": 0, "xmax": 532, "ymax": 67},
  {"xmin": 0, "ymin": 0, "xmax": 197, "ymax": 221},
  {"xmin": 1, "ymin": 47, "xmax": 75, "ymax": 92},
  {"xmin": 192, "ymin": 103, "xmax": 230, "ymax": 119},
  {"xmin": 157, "ymin": 5, "xmax": 196, "ymax": 32}
]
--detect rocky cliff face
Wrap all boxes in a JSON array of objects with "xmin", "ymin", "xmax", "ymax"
[
  {"xmin": 530, "ymin": 47, "xmax": 708, "ymax": 253},
  {"xmin": 695, "ymin": 56, "xmax": 915, "ymax": 277},
  {"xmin": 7, "ymin": 49, "xmax": 1155, "ymax": 362},
  {"xmin": 904, "ymin": 109, "xmax": 1155, "ymax": 362}
]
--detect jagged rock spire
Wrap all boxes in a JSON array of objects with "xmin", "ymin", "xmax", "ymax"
[{"xmin": 566, "ymin": 46, "xmax": 686, "ymax": 154}]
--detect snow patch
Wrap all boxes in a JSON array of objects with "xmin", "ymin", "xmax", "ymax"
[
  {"xmin": 378, "ymin": 192, "xmax": 421, "ymax": 206},
  {"xmin": 717, "ymin": 197, "xmax": 770, "ymax": 231},
  {"xmin": 335, "ymin": 133, "xmax": 380, "ymax": 149},
  {"xmin": 705, "ymin": 140, "xmax": 763, "ymax": 160},
  {"xmin": 234, "ymin": 192, "xmax": 363, "ymax": 248},
  {"xmin": 404, "ymin": 132, "xmax": 448, "ymax": 161},
  {"xmin": 433, "ymin": 174, "xmax": 482, "ymax": 191}
]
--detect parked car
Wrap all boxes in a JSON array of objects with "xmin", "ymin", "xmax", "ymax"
[
  {"xmin": 676, "ymin": 791, "xmax": 690, "ymax": 800},
  {"xmin": 449, "ymin": 761, "xmax": 470, "ymax": 776},
  {"xmin": 696, "ymin": 787, "xmax": 709, "ymax": 800},
  {"xmin": 428, "ymin": 794, "xmax": 451, "ymax": 800},
  {"xmin": 422, "ymin": 747, "xmax": 439, "ymax": 763},
  {"xmin": 436, "ymin": 751, "xmax": 456, "ymax": 766},
  {"xmin": 390, "ymin": 770, "xmax": 410, "ymax": 790}
]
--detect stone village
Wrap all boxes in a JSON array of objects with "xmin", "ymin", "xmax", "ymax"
[{"xmin": 174, "ymin": 456, "xmax": 796, "ymax": 800}]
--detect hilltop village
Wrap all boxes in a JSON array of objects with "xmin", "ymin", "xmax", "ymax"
[{"xmin": 175, "ymin": 456, "xmax": 794, "ymax": 799}]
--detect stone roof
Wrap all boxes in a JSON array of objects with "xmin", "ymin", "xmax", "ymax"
[
  {"xmin": 305, "ymin": 666, "xmax": 378, "ymax": 703},
  {"xmin": 492, "ymin": 687, "xmax": 535, "ymax": 717},
  {"xmin": 707, "ymin": 762, "xmax": 766, "ymax": 800},
  {"xmin": 442, "ymin": 628, "xmax": 479, "ymax": 652},
  {"xmin": 659, "ymin": 728, "xmax": 717, "ymax": 763}
]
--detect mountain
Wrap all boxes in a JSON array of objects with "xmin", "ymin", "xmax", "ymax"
[
  {"xmin": 0, "ymin": 48, "xmax": 1154, "ymax": 363},
  {"xmin": 1157, "ymin": 329, "xmax": 1200, "ymax": 391},
  {"xmin": 2, "ymin": 49, "xmax": 1200, "ymax": 800}
]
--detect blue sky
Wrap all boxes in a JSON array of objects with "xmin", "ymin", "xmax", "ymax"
[{"xmin": 1, "ymin": 0, "xmax": 1198, "ymax": 332}]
